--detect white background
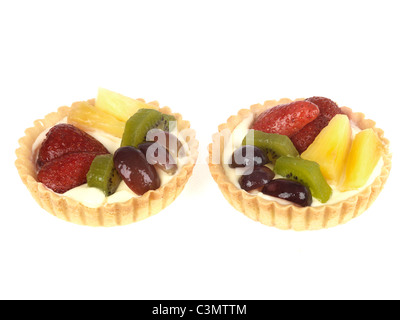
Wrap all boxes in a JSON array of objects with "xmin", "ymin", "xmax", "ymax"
[{"xmin": 1, "ymin": 0, "xmax": 399, "ymax": 300}]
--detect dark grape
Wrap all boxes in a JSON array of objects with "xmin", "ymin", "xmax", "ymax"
[
  {"xmin": 113, "ymin": 146, "xmax": 160, "ymax": 195},
  {"xmin": 229, "ymin": 145, "xmax": 267, "ymax": 168},
  {"xmin": 138, "ymin": 142, "xmax": 178, "ymax": 175},
  {"xmin": 146, "ymin": 129, "xmax": 184, "ymax": 157},
  {"xmin": 239, "ymin": 166, "xmax": 275, "ymax": 192},
  {"xmin": 262, "ymin": 179, "xmax": 312, "ymax": 207}
]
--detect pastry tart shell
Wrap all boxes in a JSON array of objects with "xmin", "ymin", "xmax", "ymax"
[
  {"xmin": 15, "ymin": 99, "xmax": 198, "ymax": 227},
  {"xmin": 208, "ymin": 98, "xmax": 391, "ymax": 231}
]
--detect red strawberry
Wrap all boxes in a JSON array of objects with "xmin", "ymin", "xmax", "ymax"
[
  {"xmin": 290, "ymin": 117, "xmax": 330, "ymax": 153},
  {"xmin": 37, "ymin": 152, "xmax": 100, "ymax": 193},
  {"xmin": 291, "ymin": 97, "xmax": 344, "ymax": 153},
  {"xmin": 305, "ymin": 96, "xmax": 343, "ymax": 120},
  {"xmin": 37, "ymin": 124, "xmax": 109, "ymax": 169},
  {"xmin": 251, "ymin": 101, "xmax": 320, "ymax": 136}
]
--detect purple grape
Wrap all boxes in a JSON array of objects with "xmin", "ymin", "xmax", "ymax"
[
  {"xmin": 113, "ymin": 146, "xmax": 160, "ymax": 195},
  {"xmin": 229, "ymin": 145, "xmax": 267, "ymax": 168},
  {"xmin": 138, "ymin": 142, "xmax": 178, "ymax": 175},
  {"xmin": 262, "ymin": 179, "xmax": 312, "ymax": 207},
  {"xmin": 146, "ymin": 129, "xmax": 184, "ymax": 158},
  {"xmin": 239, "ymin": 166, "xmax": 275, "ymax": 191}
]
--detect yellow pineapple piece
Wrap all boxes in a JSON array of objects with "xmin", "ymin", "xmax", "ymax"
[
  {"xmin": 340, "ymin": 128, "xmax": 383, "ymax": 191},
  {"xmin": 301, "ymin": 114, "xmax": 352, "ymax": 185},
  {"xmin": 68, "ymin": 101, "xmax": 125, "ymax": 138},
  {"xmin": 95, "ymin": 88, "xmax": 157, "ymax": 121}
]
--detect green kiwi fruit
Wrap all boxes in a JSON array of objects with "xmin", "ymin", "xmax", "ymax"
[
  {"xmin": 159, "ymin": 114, "xmax": 176, "ymax": 131},
  {"xmin": 121, "ymin": 109, "xmax": 176, "ymax": 147},
  {"xmin": 242, "ymin": 130, "xmax": 299, "ymax": 163},
  {"xmin": 274, "ymin": 156, "xmax": 332, "ymax": 203},
  {"xmin": 87, "ymin": 154, "xmax": 121, "ymax": 196}
]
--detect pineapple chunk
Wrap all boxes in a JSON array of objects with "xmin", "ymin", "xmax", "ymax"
[
  {"xmin": 95, "ymin": 88, "xmax": 157, "ymax": 121},
  {"xmin": 301, "ymin": 114, "xmax": 352, "ymax": 185},
  {"xmin": 68, "ymin": 101, "xmax": 125, "ymax": 138},
  {"xmin": 340, "ymin": 128, "xmax": 382, "ymax": 191}
]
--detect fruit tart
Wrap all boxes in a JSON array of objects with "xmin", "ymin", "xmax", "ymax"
[
  {"xmin": 15, "ymin": 88, "xmax": 198, "ymax": 226},
  {"xmin": 208, "ymin": 97, "xmax": 391, "ymax": 231}
]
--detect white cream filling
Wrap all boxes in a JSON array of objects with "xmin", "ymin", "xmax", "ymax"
[
  {"xmin": 222, "ymin": 116, "xmax": 384, "ymax": 207},
  {"xmin": 33, "ymin": 119, "xmax": 191, "ymax": 208}
]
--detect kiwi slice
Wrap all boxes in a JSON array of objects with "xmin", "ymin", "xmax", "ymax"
[
  {"xmin": 159, "ymin": 114, "xmax": 177, "ymax": 131},
  {"xmin": 120, "ymin": 109, "xmax": 176, "ymax": 147},
  {"xmin": 242, "ymin": 130, "xmax": 299, "ymax": 163},
  {"xmin": 87, "ymin": 154, "xmax": 121, "ymax": 196},
  {"xmin": 274, "ymin": 156, "xmax": 332, "ymax": 203}
]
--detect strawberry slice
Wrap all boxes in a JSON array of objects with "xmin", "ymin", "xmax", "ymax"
[
  {"xmin": 37, "ymin": 124, "xmax": 109, "ymax": 169},
  {"xmin": 37, "ymin": 152, "xmax": 100, "ymax": 193},
  {"xmin": 305, "ymin": 96, "xmax": 343, "ymax": 120},
  {"xmin": 291, "ymin": 97, "xmax": 344, "ymax": 153},
  {"xmin": 251, "ymin": 101, "xmax": 320, "ymax": 137}
]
